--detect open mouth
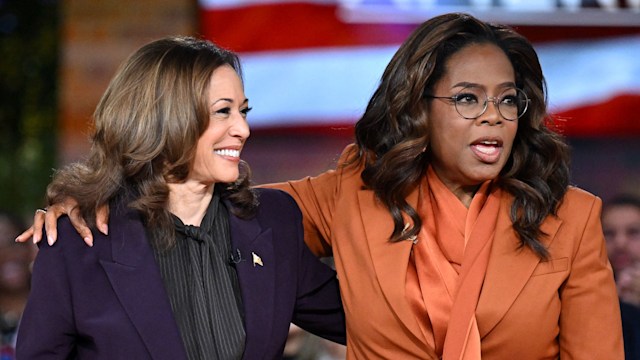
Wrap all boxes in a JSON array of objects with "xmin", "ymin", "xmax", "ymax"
[{"xmin": 470, "ymin": 139, "xmax": 503, "ymax": 163}]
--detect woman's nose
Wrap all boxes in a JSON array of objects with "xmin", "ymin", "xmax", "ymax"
[
  {"xmin": 477, "ymin": 99, "xmax": 503, "ymax": 125},
  {"xmin": 230, "ymin": 112, "xmax": 250, "ymax": 139}
]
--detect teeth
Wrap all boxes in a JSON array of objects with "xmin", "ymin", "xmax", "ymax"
[
  {"xmin": 481, "ymin": 140, "xmax": 498, "ymax": 145},
  {"xmin": 214, "ymin": 149, "xmax": 240, "ymax": 158}
]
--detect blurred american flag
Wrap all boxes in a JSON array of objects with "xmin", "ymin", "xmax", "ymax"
[{"xmin": 198, "ymin": 0, "xmax": 640, "ymax": 136}]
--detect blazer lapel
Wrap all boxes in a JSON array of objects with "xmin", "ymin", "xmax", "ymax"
[
  {"xmin": 99, "ymin": 207, "xmax": 187, "ymax": 360},
  {"xmin": 226, "ymin": 205, "xmax": 275, "ymax": 360},
  {"xmin": 357, "ymin": 186, "xmax": 425, "ymax": 343},
  {"xmin": 476, "ymin": 195, "xmax": 563, "ymax": 336}
]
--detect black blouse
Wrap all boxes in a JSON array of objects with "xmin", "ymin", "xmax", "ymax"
[{"xmin": 151, "ymin": 192, "xmax": 245, "ymax": 360}]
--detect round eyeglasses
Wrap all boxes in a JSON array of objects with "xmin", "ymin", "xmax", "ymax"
[{"xmin": 425, "ymin": 85, "xmax": 530, "ymax": 121}]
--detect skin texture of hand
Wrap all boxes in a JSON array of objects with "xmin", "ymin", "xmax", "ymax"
[{"xmin": 14, "ymin": 199, "xmax": 109, "ymax": 247}]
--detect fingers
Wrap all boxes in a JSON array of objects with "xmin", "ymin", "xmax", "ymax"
[
  {"xmin": 33, "ymin": 207, "xmax": 48, "ymax": 244},
  {"xmin": 18, "ymin": 198, "xmax": 102, "ymax": 247},
  {"xmin": 15, "ymin": 226, "xmax": 35, "ymax": 244},
  {"xmin": 14, "ymin": 208, "xmax": 47, "ymax": 244},
  {"xmin": 42, "ymin": 203, "xmax": 93, "ymax": 247},
  {"xmin": 96, "ymin": 204, "xmax": 109, "ymax": 236},
  {"xmin": 67, "ymin": 206, "xmax": 93, "ymax": 247},
  {"xmin": 43, "ymin": 204, "xmax": 64, "ymax": 246}
]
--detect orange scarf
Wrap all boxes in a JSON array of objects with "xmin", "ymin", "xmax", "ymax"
[{"xmin": 407, "ymin": 167, "xmax": 502, "ymax": 359}]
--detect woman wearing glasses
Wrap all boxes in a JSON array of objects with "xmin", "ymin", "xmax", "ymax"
[
  {"xmin": 260, "ymin": 13, "xmax": 622, "ymax": 359},
  {"xmin": 20, "ymin": 13, "xmax": 623, "ymax": 359}
]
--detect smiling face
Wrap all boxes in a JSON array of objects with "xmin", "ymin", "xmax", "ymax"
[
  {"xmin": 191, "ymin": 65, "xmax": 251, "ymax": 185},
  {"xmin": 427, "ymin": 43, "xmax": 518, "ymax": 201}
]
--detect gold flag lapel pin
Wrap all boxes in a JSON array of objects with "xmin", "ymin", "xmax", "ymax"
[{"xmin": 252, "ymin": 252, "xmax": 263, "ymax": 267}]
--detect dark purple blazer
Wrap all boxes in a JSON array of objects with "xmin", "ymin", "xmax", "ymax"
[{"xmin": 17, "ymin": 188, "xmax": 345, "ymax": 359}]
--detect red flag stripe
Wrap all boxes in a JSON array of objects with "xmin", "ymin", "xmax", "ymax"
[
  {"xmin": 556, "ymin": 93, "xmax": 640, "ymax": 137},
  {"xmin": 199, "ymin": 2, "xmax": 414, "ymax": 53},
  {"xmin": 199, "ymin": 2, "xmax": 640, "ymax": 53}
]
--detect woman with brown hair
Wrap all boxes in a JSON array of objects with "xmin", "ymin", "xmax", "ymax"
[
  {"xmin": 21, "ymin": 13, "xmax": 622, "ymax": 359},
  {"xmin": 16, "ymin": 36, "xmax": 344, "ymax": 359}
]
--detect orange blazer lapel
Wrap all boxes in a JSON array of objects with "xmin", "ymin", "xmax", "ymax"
[
  {"xmin": 357, "ymin": 185, "xmax": 426, "ymax": 343},
  {"xmin": 476, "ymin": 194, "xmax": 563, "ymax": 336}
]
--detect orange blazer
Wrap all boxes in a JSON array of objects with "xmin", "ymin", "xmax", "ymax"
[{"xmin": 266, "ymin": 145, "xmax": 623, "ymax": 360}]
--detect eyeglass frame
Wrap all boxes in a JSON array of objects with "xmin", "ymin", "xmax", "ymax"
[{"xmin": 424, "ymin": 85, "xmax": 531, "ymax": 121}]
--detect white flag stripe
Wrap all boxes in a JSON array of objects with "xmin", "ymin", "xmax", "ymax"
[
  {"xmin": 542, "ymin": 35, "xmax": 640, "ymax": 112},
  {"xmin": 241, "ymin": 34, "xmax": 640, "ymax": 127},
  {"xmin": 242, "ymin": 46, "xmax": 393, "ymax": 127}
]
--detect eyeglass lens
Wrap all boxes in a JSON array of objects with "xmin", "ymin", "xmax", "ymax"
[{"xmin": 452, "ymin": 86, "xmax": 528, "ymax": 120}]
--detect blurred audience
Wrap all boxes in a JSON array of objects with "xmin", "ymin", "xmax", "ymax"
[
  {"xmin": 603, "ymin": 194, "xmax": 640, "ymax": 360},
  {"xmin": 0, "ymin": 211, "xmax": 35, "ymax": 360},
  {"xmin": 603, "ymin": 194, "xmax": 640, "ymax": 305}
]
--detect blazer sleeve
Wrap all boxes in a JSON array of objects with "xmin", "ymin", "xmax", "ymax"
[
  {"xmin": 285, "ymin": 191, "xmax": 346, "ymax": 345},
  {"xmin": 558, "ymin": 196, "xmax": 624, "ymax": 359},
  {"xmin": 17, "ymin": 231, "xmax": 77, "ymax": 359},
  {"xmin": 260, "ymin": 144, "xmax": 357, "ymax": 257}
]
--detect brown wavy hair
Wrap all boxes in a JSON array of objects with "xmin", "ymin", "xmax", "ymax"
[
  {"xmin": 47, "ymin": 36, "xmax": 257, "ymax": 249},
  {"xmin": 353, "ymin": 13, "xmax": 570, "ymax": 259}
]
